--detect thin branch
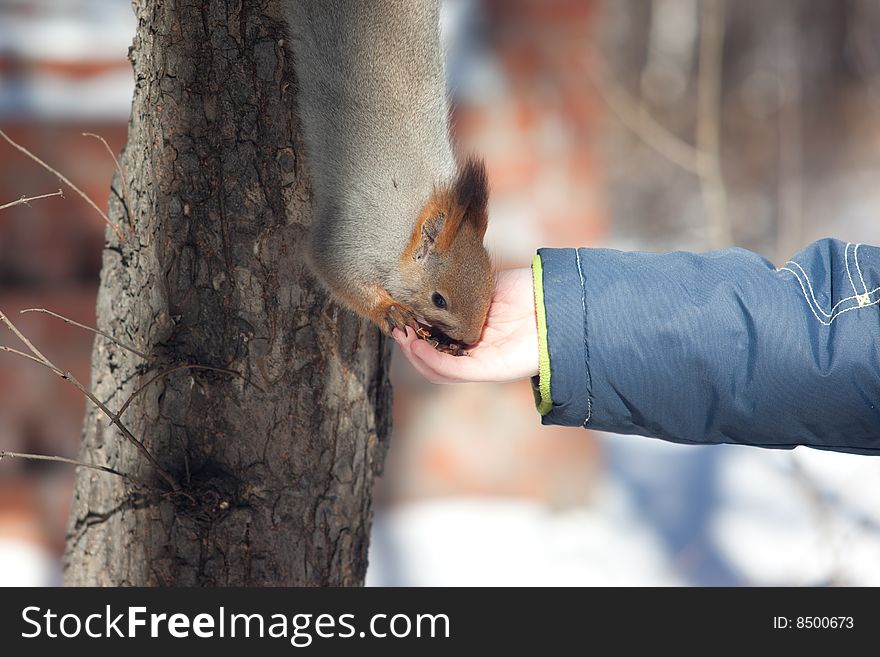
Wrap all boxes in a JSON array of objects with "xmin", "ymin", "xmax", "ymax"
[
  {"xmin": 696, "ymin": 0, "xmax": 732, "ymax": 249},
  {"xmin": 0, "ymin": 310, "xmax": 178, "ymax": 490},
  {"xmin": 19, "ymin": 308, "xmax": 148, "ymax": 360},
  {"xmin": 0, "ymin": 309, "xmax": 53, "ymax": 366},
  {"xmin": 0, "ymin": 345, "xmax": 49, "ymax": 369},
  {"xmin": 0, "ymin": 189, "xmax": 64, "ymax": 211},
  {"xmin": 83, "ymin": 132, "xmax": 134, "ymax": 229},
  {"xmin": 588, "ymin": 68, "xmax": 702, "ymax": 175},
  {"xmin": 0, "ymin": 129, "xmax": 125, "ymax": 242},
  {"xmin": 117, "ymin": 363, "xmax": 265, "ymax": 419},
  {"xmin": 0, "ymin": 449, "xmax": 143, "ymax": 484}
]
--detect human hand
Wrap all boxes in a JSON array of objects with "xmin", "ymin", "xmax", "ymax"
[{"xmin": 393, "ymin": 267, "xmax": 539, "ymax": 383}]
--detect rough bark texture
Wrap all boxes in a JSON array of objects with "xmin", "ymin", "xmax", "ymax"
[{"xmin": 63, "ymin": 0, "xmax": 391, "ymax": 586}]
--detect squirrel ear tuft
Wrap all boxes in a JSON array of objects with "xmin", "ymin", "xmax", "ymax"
[
  {"xmin": 453, "ymin": 156, "xmax": 489, "ymax": 236},
  {"xmin": 414, "ymin": 211, "xmax": 446, "ymax": 260}
]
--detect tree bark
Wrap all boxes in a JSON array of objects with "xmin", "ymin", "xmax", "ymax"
[{"xmin": 63, "ymin": 0, "xmax": 391, "ymax": 586}]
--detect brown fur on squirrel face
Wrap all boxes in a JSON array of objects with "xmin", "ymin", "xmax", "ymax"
[
  {"xmin": 286, "ymin": 0, "xmax": 494, "ymax": 351},
  {"xmin": 400, "ymin": 158, "xmax": 493, "ymax": 347}
]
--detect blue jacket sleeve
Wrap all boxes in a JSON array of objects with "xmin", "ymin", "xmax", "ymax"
[{"xmin": 531, "ymin": 239, "xmax": 880, "ymax": 454}]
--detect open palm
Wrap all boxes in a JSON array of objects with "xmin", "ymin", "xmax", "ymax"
[{"xmin": 393, "ymin": 268, "xmax": 539, "ymax": 383}]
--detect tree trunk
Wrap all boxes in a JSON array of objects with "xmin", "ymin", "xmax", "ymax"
[{"xmin": 63, "ymin": 0, "xmax": 391, "ymax": 586}]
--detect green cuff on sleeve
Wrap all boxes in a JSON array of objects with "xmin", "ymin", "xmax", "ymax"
[{"xmin": 531, "ymin": 253, "xmax": 553, "ymax": 415}]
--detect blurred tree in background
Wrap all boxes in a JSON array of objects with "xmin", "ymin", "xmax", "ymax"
[{"xmin": 600, "ymin": 0, "xmax": 880, "ymax": 257}]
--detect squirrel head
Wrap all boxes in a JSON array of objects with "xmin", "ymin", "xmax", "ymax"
[{"xmin": 400, "ymin": 157, "xmax": 493, "ymax": 347}]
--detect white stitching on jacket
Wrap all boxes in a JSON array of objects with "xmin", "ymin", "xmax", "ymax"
[
  {"xmin": 780, "ymin": 257, "xmax": 878, "ymax": 317},
  {"xmin": 574, "ymin": 249, "xmax": 592, "ymax": 426},
  {"xmin": 778, "ymin": 243, "xmax": 878, "ymax": 325},
  {"xmin": 844, "ymin": 242, "xmax": 859, "ymax": 295},
  {"xmin": 854, "ymin": 242, "xmax": 869, "ymax": 295}
]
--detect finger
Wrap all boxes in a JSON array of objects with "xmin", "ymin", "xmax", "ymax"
[
  {"xmin": 408, "ymin": 339, "xmax": 487, "ymax": 383},
  {"xmin": 392, "ymin": 327, "xmax": 412, "ymax": 345},
  {"xmin": 396, "ymin": 326, "xmax": 492, "ymax": 383},
  {"xmin": 393, "ymin": 327, "xmax": 449, "ymax": 383}
]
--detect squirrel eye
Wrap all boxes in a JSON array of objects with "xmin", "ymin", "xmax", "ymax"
[{"xmin": 431, "ymin": 292, "xmax": 447, "ymax": 310}]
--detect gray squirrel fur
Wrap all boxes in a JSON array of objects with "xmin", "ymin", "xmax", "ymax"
[{"xmin": 283, "ymin": 0, "xmax": 492, "ymax": 347}]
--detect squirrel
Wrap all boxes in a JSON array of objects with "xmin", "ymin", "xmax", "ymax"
[{"xmin": 283, "ymin": 0, "xmax": 494, "ymax": 351}]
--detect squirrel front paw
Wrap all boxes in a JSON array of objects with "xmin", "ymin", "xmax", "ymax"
[{"xmin": 384, "ymin": 303, "xmax": 420, "ymax": 336}]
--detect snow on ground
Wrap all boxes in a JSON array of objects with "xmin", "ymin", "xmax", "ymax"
[
  {"xmin": 367, "ymin": 492, "xmax": 682, "ymax": 587},
  {"xmin": 713, "ymin": 446, "xmax": 880, "ymax": 585},
  {"xmin": 368, "ymin": 436, "xmax": 880, "ymax": 586},
  {"xmin": 0, "ymin": 538, "xmax": 60, "ymax": 587}
]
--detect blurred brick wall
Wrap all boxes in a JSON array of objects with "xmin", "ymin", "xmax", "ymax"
[
  {"xmin": 458, "ymin": 0, "xmax": 605, "ymax": 264},
  {"xmin": 0, "ymin": 120, "xmax": 126, "ymax": 558}
]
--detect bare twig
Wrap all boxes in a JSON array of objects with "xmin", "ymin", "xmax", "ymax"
[
  {"xmin": 588, "ymin": 69, "xmax": 702, "ymax": 175},
  {"xmin": 0, "ymin": 129, "xmax": 125, "ymax": 241},
  {"xmin": 19, "ymin": 308, "xmax": 148, "ymax": 360},
  {"xmin": 0, "ymin": 309, "xmax": 53, "ymax": 366},
  {"xmin": 83, "ymin": 132, "xmax": 133, "ymax": 229},
  {"xmin": 0, "ymin": 345, "xmax": 50, "ymax": 369},
  {"xmin": 696, "ymin": 0, "xmax": 732, "ymax": 249},
  {"xmin": 0, "ymin": 189, "xmax": 64, "ymax": 211},
  {"xmin": 0, "ymin": 449, "xmax": 144, "ymax": 484},
  {"xmin": 117, "ymin": 363, "xmax": 265, "ymax": 419},
  {"xmin": 0, "ymin": 310, "xmax": 178, "ymax": 490}
]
